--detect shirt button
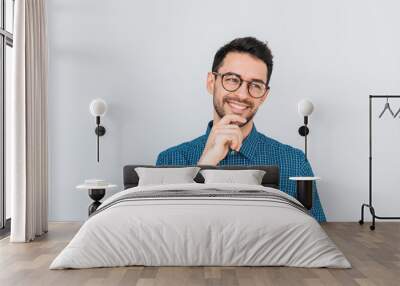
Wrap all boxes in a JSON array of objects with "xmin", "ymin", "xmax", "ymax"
[{"xmin": 230, "ymin": 150, "xmax": 236, "ymax": 155}]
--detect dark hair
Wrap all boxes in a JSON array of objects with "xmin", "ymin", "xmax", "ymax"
[{"xmin": 212, "ymin": 37, "xmax": 274, "ymax": 86}]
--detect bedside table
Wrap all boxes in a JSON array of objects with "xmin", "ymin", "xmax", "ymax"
[
  {"xmin": 289, "ymin": 177, "xmax": 320, "ymax": 210},
  {"xmin": 76, "ymin": 183, "xmax": 117, "ymax": 216}
]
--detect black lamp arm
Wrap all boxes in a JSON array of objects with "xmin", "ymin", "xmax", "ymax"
[
  {"xmin": 94, "ymin": 116, "xmax": 106, "ymax": 162},
  {"xmin": 298, "ymin": 116, "xmax": 310, "ymax": 161}
]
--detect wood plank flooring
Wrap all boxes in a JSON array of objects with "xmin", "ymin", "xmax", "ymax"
[{"xmin": 0, "ymin": 222, "xmax": 399, "ymax": 286}]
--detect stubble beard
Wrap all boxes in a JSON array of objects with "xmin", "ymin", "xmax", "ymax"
[{"xmin": 212, "ymin": 87, "xmax": 257, "ymax": 128}]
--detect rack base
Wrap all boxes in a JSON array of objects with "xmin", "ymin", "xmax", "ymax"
[{"xmin": 359, "ymin": 203, "xmax": 400, "ymax": 231}]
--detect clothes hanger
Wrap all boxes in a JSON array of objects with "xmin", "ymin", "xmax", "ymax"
[
  {"xmin": 394, "ymin": 106, "xmax": 400, "ymax": 118},
  {"xmin": 378, "ymin": 97, "xmax": 395, "ymax": 118}
]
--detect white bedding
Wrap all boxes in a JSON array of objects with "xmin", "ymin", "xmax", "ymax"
[{"xmin": 50, "ymin": 183, "xmax": 351, "ymax": 269}]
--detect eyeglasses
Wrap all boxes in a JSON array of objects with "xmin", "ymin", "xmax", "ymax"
[{"xmin": 212, "ymin": 72, "xmax": 269, "ymax": 99}]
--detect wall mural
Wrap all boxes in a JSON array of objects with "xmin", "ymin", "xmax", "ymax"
[{"xmin": 155, "ymin": 37, "xmax": 326, "ymax": 222}]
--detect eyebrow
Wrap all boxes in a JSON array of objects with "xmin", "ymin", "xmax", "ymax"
[{"xmin": 226, "ymin": 72, "xmax": 266, "ymax": 85}]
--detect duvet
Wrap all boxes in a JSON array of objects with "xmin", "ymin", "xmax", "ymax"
[{"xmin": 50, "ymin": 183, "xmax": 351, "ymax": 269}]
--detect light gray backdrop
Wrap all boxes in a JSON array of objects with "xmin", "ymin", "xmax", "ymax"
[{"xmin": 47, "ymin": 0, "xmax": 400, "ymax": 221}]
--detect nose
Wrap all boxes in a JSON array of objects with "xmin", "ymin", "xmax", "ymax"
[{"xmin": 234, "ymin": 82, "xmax": 251, "ymax": 100}]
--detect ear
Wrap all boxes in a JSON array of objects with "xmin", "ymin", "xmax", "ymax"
[{"xmin": 206, "ymin": 72, "xmax": 215, "ymax": 95}]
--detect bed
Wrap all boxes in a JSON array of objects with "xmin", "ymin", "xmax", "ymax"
[{"xmin": 50, "ymin": 165, "xmax": 350, "ymax": 269}]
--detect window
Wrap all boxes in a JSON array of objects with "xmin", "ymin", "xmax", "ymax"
[{"xmin": 0, "ymin": 0, "xmax": 14, "ymax": 234}]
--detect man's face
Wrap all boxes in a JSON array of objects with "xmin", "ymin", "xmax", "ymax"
[{"xmin": 207, "ymin": 52, "xmax": 269, "ymax": 126}]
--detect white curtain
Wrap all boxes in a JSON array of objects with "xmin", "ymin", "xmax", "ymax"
[{"xmin": 9, "ymin": 0, "xmax": 48, "ymax": 242}]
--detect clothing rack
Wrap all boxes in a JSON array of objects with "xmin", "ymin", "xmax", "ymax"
[{"xmin": 359, "ymin": 95, "xmax": 400, "ymax": 230}]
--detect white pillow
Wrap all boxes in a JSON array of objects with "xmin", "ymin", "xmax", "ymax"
[
  {"xmin": 135, "ymin": 167, "xmax": 200, "ymax": 186},
  {"xmin": 200, "ymin": 169, "xmax": 266, "ymax": 185}
]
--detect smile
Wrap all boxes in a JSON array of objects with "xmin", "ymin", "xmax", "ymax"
[{"xmin": 226, "ymin": 100, "xmax": 250, "ymax": 112}]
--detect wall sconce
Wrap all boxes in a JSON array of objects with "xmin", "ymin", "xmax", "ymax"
[
  {"xmin": 297, "ymin": 99, "xmax": 314, "ymax": 161},
  {"xmin": 89, "ymin": 98, "xmax": 107, "ymax": 162}
]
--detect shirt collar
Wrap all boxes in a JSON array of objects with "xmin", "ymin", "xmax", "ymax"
[{"xmin": 205, "ymin": 120, "xmax": 260, "ymax": 159}]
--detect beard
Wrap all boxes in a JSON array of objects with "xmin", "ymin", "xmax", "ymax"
[{"xmin": 213, "ymin": 89, "xmax": 258, "ymax": 127}]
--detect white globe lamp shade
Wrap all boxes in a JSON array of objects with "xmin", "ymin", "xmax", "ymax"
[
  {"xmin": 90, "ymin": 99, "xmax": 107, "ymax": 117},
  {"xmin": 298, "ymin": 99, "xmax": 314, "ymax": 116}
]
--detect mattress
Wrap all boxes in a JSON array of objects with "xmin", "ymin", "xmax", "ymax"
[{"xmin": 50, "ymin": 183, "xmax": 350, "ymax": 269}]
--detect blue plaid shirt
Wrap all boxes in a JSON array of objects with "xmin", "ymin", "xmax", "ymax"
[{"xmin": 156, "ymin": 121, "xmax": 326, "ymax": 222}]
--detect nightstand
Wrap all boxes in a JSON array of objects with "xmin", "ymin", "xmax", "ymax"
[
  {"xmin": 289, "ymin": 177, "xmax": 320, "ymax": 210},
  {"xmin": 76, "ymin": 183, "xmax": 117, "ymax": 216}
]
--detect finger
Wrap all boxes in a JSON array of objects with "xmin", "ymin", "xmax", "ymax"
[
  {"xmin": 214, "ymin": 129, "xmax": 243, "ymax": 147},
  {"xmin": 229, "ymin": 136, "xmax": 241, "ymax": 151},
  {"xmin": 214, "ymin": 128, "xmax": 242, "ymax": 139},
  {"xmin": 214, "ymin": 124, "xmax": 241, "ymax": 132},
  {"xmin": 215, "ymin": 133, "xmax": 237, "ymax": 145},
  {"xmin": 214, "ymin": 125, "xmax": 242, "ymax": 133},
  {"xmin": 215, "ymin": 132, "xmax": 241, "ymax": 150},
  {"xmin": 237, "ymin": 144, "xmax": 242, "ymax": 152},
  {"xmin": 218, "ymin": 114, "xmax": 247, "ymax": 126}
]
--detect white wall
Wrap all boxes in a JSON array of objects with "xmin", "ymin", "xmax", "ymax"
[{"xmin": 47, "ymin": 0, "xmax": 400, "ymax": 222}]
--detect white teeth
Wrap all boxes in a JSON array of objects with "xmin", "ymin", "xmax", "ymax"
[
  {"xmin": 230, "ymin": 103, "xmax": 246, "ymax": 110},
  {"xmin": 228, "ymin": 100, "xmax": 248, "ymax": 110}
]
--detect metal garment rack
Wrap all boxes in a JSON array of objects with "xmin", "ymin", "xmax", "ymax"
[{"xmin": 359, "ymin": 95, "xmax": 400, "ymax": 230}]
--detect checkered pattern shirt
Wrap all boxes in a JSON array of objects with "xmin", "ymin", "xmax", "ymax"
[{"xmin": 156, "ymin": 121, "xmax": 326, "ymax": 222}]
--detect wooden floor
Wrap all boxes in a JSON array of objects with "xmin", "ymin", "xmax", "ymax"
[{"xmin": 0, "ymin": 222, "xmax": 399, "ymax": 286}]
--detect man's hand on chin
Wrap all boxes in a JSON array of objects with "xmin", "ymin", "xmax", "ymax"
[{"xmin": 197, "ymin": 114, "xmax": 246, "ymax": 166}]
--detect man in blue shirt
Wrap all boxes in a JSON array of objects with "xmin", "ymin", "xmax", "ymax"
[{"xmin": 156, "ymin": 37, "xmax": 326, "ymax": 222}]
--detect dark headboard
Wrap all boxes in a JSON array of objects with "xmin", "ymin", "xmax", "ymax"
[{"xmin": 123, "ymin": 165, "xmax": 280, "ymax": 190}]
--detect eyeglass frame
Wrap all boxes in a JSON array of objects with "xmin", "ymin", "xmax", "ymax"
[{"xmin": 212, "ymin": 72, "xmax": 269, "ymax": 98}]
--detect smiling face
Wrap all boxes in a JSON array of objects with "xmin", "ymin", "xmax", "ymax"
[{"xmin": 207, "ymin": 52, "xmax": 270, "ymax": 127}]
